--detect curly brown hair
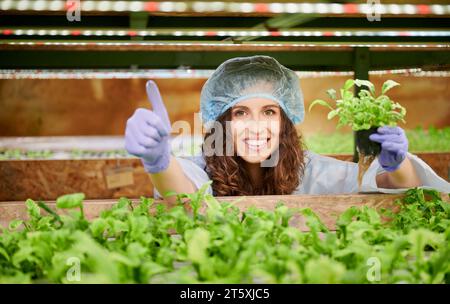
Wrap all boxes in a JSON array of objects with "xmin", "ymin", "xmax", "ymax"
[{"xmin": 202, "ymin": 108, "xmax": 305, "ymax": 196}]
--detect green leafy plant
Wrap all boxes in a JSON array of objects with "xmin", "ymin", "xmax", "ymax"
[
  {"xmin": 0, "ymin": 185, "xmax": 448, "ymax": 284},
  {"xmin": 0, "ymin": 149, "xmax": 54, "ymax": 160},
  {"xmin": 309, "ymin": 79, "xmax": 406, "ymax": 131}
]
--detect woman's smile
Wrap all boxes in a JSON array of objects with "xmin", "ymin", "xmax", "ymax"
[{"xmin": 243, "ymin": 137, "xmax": 271, "ymax": 152}]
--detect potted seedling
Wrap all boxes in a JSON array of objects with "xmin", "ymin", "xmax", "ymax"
[{"xmin": 309, "ymin": 78, "xmax": 406, "ymax": 188}]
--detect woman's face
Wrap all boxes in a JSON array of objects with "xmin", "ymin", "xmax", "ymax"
[{"xmin": 230, "ymin": 98, "xmax": 281, "ymax": 164}]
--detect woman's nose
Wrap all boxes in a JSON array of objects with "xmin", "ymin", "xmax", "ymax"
[{"xmin": 244, "ymin": 120, "xmax": 269, "ymax": 136}]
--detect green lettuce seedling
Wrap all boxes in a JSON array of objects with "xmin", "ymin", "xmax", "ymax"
[
  {"xmin": 309, "ymin": 79, "xmax": 406, "ymax": 131},
  {"xmin": 1, "ymin": 186, "xmax": 448, "ymax": 284}
]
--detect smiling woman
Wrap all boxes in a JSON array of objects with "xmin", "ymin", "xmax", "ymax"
[{"xmin": 124, "ymin": 55, "xmax": 450, "ymax": 201}]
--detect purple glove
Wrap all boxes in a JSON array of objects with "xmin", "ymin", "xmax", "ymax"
[
  {"xmin": 125, "ymin": 80, "xmax": 172, "ymax": 173},
  {"xmin": 369, "ymin": 126, "xmax": 408, "ymax": 172}
]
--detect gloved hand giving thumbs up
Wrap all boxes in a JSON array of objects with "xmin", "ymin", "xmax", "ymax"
[{"xmin": 125, "ymin": 80, "xmax": 172, "ymax": 173}]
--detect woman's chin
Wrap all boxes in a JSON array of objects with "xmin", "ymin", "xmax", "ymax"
[{"xmin": 238, "ymin": 151, "xmax": 273, "ymax": 164}]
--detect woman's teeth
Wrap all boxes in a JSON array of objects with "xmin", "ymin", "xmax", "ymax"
[{"xmin": 244, "ymin": 139, "xmax": 269, "ymax": 151}]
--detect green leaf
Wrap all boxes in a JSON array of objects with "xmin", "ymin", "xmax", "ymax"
[
  {"xmin": 186, "ymin": 228, "xmax": 210, "ymax": 264},
  {"xmin": 308, "ymin": 99, "xmax": 334, "ymax": 112},
  {"xmin": 107, "ymin": 218, "xmax": 129, "ymax": 235},
  {"xmin": 354, "ymin": 79, "xmax": 375, "ymax": 95},
  {"xmin": 337, "ymin": 207, "xmax": 359, "ymax": 227},
  {"xmin": 341, "ymin": 89, "xmax": 354, "ymax": 101},
  {"xmin": 382, "ymin": 80, "xmax": 400, "ymax": 95},
  {"xmin": 90, "ymin": 218, "xmax": 107, "ymax": 238},
  {"xmin": 326, "ymin": 89, "xmax": 337, "ymax": 100},
  {"xmin": 301, "ymin": 208, "xmax": 328, "ymax": 232},
  {"xmin": 115, "ymin": 197, "xmax": 132, "ymax": 210},
  {"xmin": 37, "ymin": 201, "xmax": 62, "ymax": 225},
  {"xmin": 343, "ymin": 79, "xmax": 354, "ymax": 91},
  {"xmin": 25, "ymin": 199, "xmax": 40, "ymax": 219},
  {"xmin": 8, "ymin": 219, "xmax": 23, "ymax": 231},
  {"xmin": 133, "ymin": 196, "xmax": 153, "ymax": 216},
  {"xmin": 0, "ymin": 247, "xmax": 10, "ymax": 261},
  {"xmin": 56, "ymin": 193, "xmax": 85, "ymax": 209},
  {"xmin": 37, "ymin": 216, "xmax": 53, "ymax": 230},
  {"xmin": 365, "ymin": 207, "xmax": 381, "ymax": 225},
  {"xmin": 305, "ymin": 256, "xmax": 345, "ymax": 283},
  {"xmin": 204, "ymin": 194, "xmax": 222, "ymax": 221},
  {"xmin": 327, "ymin": 109, "xmax": 339, "ymax": 120},
  {"xmin": 189, "ymin": 181, "xmax": 212, "ymax": 219}
]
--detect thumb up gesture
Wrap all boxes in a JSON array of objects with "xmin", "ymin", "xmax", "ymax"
[{"xmin": 125, "ymin": 80, "xmax": 172, "ymax": 173}]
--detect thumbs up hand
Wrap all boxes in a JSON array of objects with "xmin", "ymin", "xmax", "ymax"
[{"xmin": 125, "ymin": 80, "xmax": 172, "ymax": 173}]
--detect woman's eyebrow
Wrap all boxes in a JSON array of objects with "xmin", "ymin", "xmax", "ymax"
[
  {"xmin": 232, "ymin": 105, "xmax": 249, "ymax": 110},
  {"xmin": 232, "ymin": 104, "xmax": 278, "ymax": 111},
  {"xmin": 262, "ymin": 104, "xmax": 279, "ymax": 109}
]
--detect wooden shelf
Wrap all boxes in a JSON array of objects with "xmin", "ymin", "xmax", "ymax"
[{"xmin": 0, "ymin": 1, "xmax": 448, "ymax": 70}]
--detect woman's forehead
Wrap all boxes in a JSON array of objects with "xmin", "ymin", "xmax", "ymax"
[{"xmin": 233, "ymin": 98, "xmax": 279, "ymax": 109}]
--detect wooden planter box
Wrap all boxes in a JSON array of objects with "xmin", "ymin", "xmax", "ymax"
[
  {"xmin": 0, "ymin": 152, "xmax": 448, "ymax": 202},
  {"xmin": 0, "ymin": 158, "xmax": 151, "ymax": 201}
]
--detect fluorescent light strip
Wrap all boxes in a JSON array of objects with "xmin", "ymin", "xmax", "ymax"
[
  {"xmin": 0, "ymin": 1, "xmax": 449, "ymax": 15},
  {"xmin": 2, "ymin": 28, "xmax": 450, "ymax": 38},
  {"xmin": 1, "ymin": 68, "xmax": 448, "ymax": 79},
  {"xmin": 2, "ymin": 41, "xmax": 449, "ymax": 48}
]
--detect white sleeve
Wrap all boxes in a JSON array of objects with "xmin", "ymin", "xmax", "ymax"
[
  {"xmin": 360, "ymin": 152, "xmax": 450, "ymax": 194},
  {"xmin": 153, "ymin": 156, "xmax": 213, "ymax": 199},
  {"xmin": 297, "ymin": 151, "xmax": 363, "ymax": 194},
  {"xmin": 297, "ymin": 151, "xmax": 450, "ymax": 195}
]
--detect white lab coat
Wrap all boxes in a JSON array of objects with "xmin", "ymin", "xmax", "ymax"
[{"xmin": 153, "ymin": 150, "xmax": 450, "ymax": 198}]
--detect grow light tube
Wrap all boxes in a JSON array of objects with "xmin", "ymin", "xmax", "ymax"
[
  {"xmin": 2, "ymin": 41, "xmax": 449, "ymax": 48},
  {"xmin": 0, "ymin": 1, "xmax": 449, "ymax": 15},
  {"xmin": 1, "ymin": 68, "xmax": 449, "ymax": 80},
  {"xmin": 2, "ymin": 28, "xmax": 450, "ymax": 38}
]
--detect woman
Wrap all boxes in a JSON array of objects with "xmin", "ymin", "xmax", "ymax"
[{"xmin": 125, "ymin": 55, "xmax": 450, "ymax": 201}]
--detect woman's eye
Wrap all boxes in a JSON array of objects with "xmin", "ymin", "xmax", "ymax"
[
  {"xmin": 264, "ymin": 109, "xmax": 276, "ymax": 116},
  {"xmin": 233, "ymin": 110, "xmax": 246, "ymax": 117}
]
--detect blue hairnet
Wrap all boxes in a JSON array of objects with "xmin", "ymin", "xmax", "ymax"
[{"xmin": 200, "ymin": 55, "xmax": 304, "ymax": 127}]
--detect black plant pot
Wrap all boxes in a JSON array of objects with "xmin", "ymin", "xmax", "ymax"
[{"xmin": 356, "ymin": 127, "xmax": 381, "ymax": 156}]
